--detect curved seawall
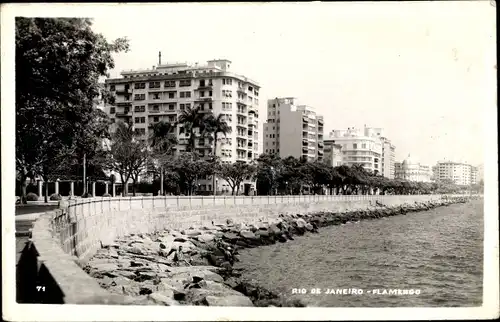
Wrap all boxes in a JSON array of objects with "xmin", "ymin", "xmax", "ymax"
[{"xmin": 21, "ymin": 194, "xmax": 473, "ymax": 305}]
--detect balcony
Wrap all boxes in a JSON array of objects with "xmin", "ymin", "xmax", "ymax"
[
  {"xmin": 318, "ymin": 142, "xmax": 324, "ymax": 148},
  {"xmin": 197, "ymin": 83, "xmax": 213, "ymax": 90},
  {"xmin": 302, "ymin": 117, "xmax": 309, "ymax": 123},
  {"xmin": 302, "ymin": 140, "xmax": 308, "ymax": 146},
  {"xmin": 116, "ymin": 101, "xmax": 132, "ymax": 107},
  {"xmin": 116, "ymin": 88, "xmax": 131, "ymax": 95},
  {"xmin": 237, "ymin": 98, "xmax": 247, "ymax": 105},
  {"xmin": 116, "ymin": 110, "xmax": 131, "ymax": 116},
  {"xmin": 237, "ymin": 108, "xmax": 247, "ymax": 116},
  {"xmin": 195, "ymin": 97, "xmax": 213, "ymax": 102},
  {"xmin": 237, "ymin": 87, "xmax": 246, "ymax": 94},
  {"xmin": 318, "ymin": 118, "xmax": 324, "ymax": 125}
]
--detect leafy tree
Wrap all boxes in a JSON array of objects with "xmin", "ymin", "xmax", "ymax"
[
  {"xmin": 15, "ymin": 17, "xmax": 129, "ymax": 203},
  {"xmin": 103, "ymin": 122, "xmax": 139, "ymax": 196},
  {"xmin": 201, "ymin": 112, "xmax": 232, "ymax": 195},
  {"xmin": 217, "ymin": 161, "xmax": 256, "ymax": 195},
  {"xmin": 166, "ymin": 152, "xmax": 211, "ymax": 195},
  {"xmin": 256, "ymin": 153, "xmax": 284, "ymax": 195},
  {"xmin": 148, "ymin": 121, "xmax": 178, "ymax": 195},
  {"xmin": 177, "ymin": 105, "xmax": 204, "ymax": 152}
]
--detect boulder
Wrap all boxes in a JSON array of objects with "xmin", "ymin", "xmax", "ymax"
[
  {"xmin": 173, "ymin": 237, "xmax": 188, "ymax": 243},
  {"xmin": 204, "ymin": 295, "xmax": 254, "ymax": 307},
  {"xmin": 268, "ymin": 224, "xmax": 282, "ymax": 235},
  {"xmin": 295, "ymin": 218, "xmax": 307, "ymax": 228},
  {"xmin": 222, "ymin": 232, "xmax": 240, "ymax": 241},
  {"xmin": 239, "ymin": 230, "xmax": 257, "ymax": 240},
  {"xmin": 182, "ymin": 229, "xmax": 202, "ymax": 237},
  {"xmin": 305, "ymin": 223, "xmax": 313, "ymax": 231},
  {"xmin": 196, "ymin": 234, "xmax": 216, "ymax": 243},
  {"xmin": 148, "ymin": 292, "xmax": 180, "ymax": 306}
]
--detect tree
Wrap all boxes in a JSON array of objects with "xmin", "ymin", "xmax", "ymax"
[
  {"xmin": 15, "ymin": 17, "xmax": 129, "ymax": 203},
  {"xmin": 129, "ymin": 141, "xmax": 150, "ymax": 196},
  {"xmin": 103, "ymin": 122, "xmax": 141, "ymax": 196},
  {"xmin": 200, "ymin": 112, "xmax": 232, "ymax": 195},
  {"xmin": 167, "ymin": 152, "xmax": 211, "ymax": 195},
  {"xmin": 177, "ymin": 105, "xmax": 204, "ymax": 152},
  {"xmin": 149, "ymin": 121, "xmax": 178, "ymax": 195},
  {"xmin": 256, "ymin": 153, "xmax": 283, "ymax": 195},
  {"xmin": 217, "ymin": 161, "xmax": 256, "ymax": 195}
]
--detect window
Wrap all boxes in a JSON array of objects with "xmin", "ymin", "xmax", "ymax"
[
  {"xmin": 362, "ymin": 143, "xmax": 366, "ymax": 149},
  {"xmin": 208, "ymin": 103, "xmax": 213, "ymax": 110},
  {"xmin": 353, "ymin": 143, "xmax": 357, "ymax": 149},
  {"xmin": 134, "ymin": 94, "xmax": 145, "ymax": 101},
  {"xmin": 110, "ymin": 107, "xmax": 116, "ymax": 114},
  {"xmin": 152, "ymin": 93, "xmax": 160, "ymax": 100},
  {"xmin": 165, "ymin": 80, "xmax": 176, "ymax": 88},
  {"xmin": 209, "ymin": 91, "xmax": 212, "ymax": 97},
  {"xmin": 168, "ymin": 104, "xmax": 175, "ymax": 111},
  {"xmin": 134, "ymin": 83, "xmax": 146, "ymax": 89},
  {"xmin": 180, "ymin": 104, "xmax": 185, "ymax": 110},
  {"xmin": 222, "ymin": 78, "xmax": 233, "ymax": 85},
  {"xmin": 134, "ymin": 117, "xmax": 146, "ymax": 124},
  {"xmin": 110, "ymin": 118, "xmax": 115, "ymax": 123},
  {"xmin": 134, "ymin": 105, "xmax": 145, "ymax": 112},
  {"xmin": 151, "ymin": 105, "xmax": 159, "ymax": 112},
  {"xmin": 149, "ymin": 81, "xmax": 160, "ymax": 89},
  {"xmin": 222, "ymin": 90, "xmax": 232, "ymax": 98},
  {"xmin": 180, "ymin": 91, "xmax": 191, "ymax": 98},
  {"xmin": 153, "ymin": 116, "xmax": 159, "ymax": 122},
  {"xmin": 200, "ymin": 91, "xmax": 205, "ymax": 98},
  {"xmin": 179, "ymin": 80, "xmax": 191, "ymax": 87},
  {"xmin": 110, "ymin": 85, "xmax": 116, "ymax": 91},
  {"xmin": 168, "ymin": 92, "xmax": 175, "ymax": 99},
  {"xmin": 134, "ymin": 128, "xmax": 146, "ymax": 135}
]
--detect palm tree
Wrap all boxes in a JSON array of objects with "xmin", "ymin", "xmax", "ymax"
[
  {"xmin": 149, "ymin": 121, "xmax": 178, "ymax": 195},
  {"xmin": 177, "ymin": 105, "xmax": 204, "ymax": 152},
  {"xmin": 201, "ymin": 112, "xmax": 232, "ymax": 195}
]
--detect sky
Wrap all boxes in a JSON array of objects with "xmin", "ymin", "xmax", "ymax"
[{"xmin": 84, "ymin": 2, "xmax": 496, "ymax": 166}]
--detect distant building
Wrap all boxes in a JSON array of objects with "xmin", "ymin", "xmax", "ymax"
[
  {"xmin": 264, "ymin": 97, "xmax": 324, "ymax": 162},
  {"xmin": 434, "ymin": 160, "xmax": 476, "ymax": 186},
  {"xmin": 328, "ymin": 126, "xmax": 395, "ymax": 177},
  {"xmin": 323, "ymin": 140, "xmax": 343, "ymax": 167},
  {"xmin": 394, "ymin": 155, "xmax": 431, "ymax": 182}
]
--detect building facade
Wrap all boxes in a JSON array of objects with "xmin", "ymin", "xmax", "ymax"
[
  {"xmin": 323, "ymin": 140, "xmax": 343, "ymax": 167},
  {"xmin": 433, "ymin": 160, "xmax": 476, "ymax": 186},
  {"xmin": 394, "ymin": 155, "xmax": 432, "ymax": 182},
  {"xmin": 263, "ymin": 97, "xmax": 324, "ymax": 162},
  {"xmin": 104, "ymin": 58, "xmax": 260, "ymax": 194},
  {"xmin": 327, "ymin": 126, "xmax": 395, "ymax": 177}
]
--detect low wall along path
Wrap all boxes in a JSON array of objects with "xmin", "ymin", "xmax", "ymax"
[{"xmin": 19, "ymin": 194, "xmax": 475, "ymax": 305}]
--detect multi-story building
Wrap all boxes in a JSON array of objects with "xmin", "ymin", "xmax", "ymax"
[
  {"xmin": 470, "ymin": 166, "xmax": 478, "ymax": 185},
  {"xmin": 476, "ymin": 164, "xmax": 484, "ymax": 184},
  {"xmin": 380, "ymin": 137, "xmax": 396, "ymax": 179},
  {"xmin": 433, "ymin": 160, "xmax": 475, "ymax": 186},
  {"xmin": 104, "ymin": 58, "xmax": 260, "ymax": 194},
  {"xmin": 327, "ymin": 126, "xmax": 394, "ymax": 176},
  {"xmin": 394, "ymin": 155, "xmax": 432, "ymax": 182},
  {"xmin": 323, "ymin": 140, "xmax": 343, "ymax": 167},
  {"xmin": 263, "ymin": 97, "xmax": 324, "ymax": 162}
]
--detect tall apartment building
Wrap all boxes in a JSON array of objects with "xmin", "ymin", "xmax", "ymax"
[
  {"xmin": 323, "ymin": 140, "xmax": 343, "ymax": 167},
  {"xmin": 434, "ymin": 160, "xmax": 475, "ymax": 185},
  {"xmin": 394, "ymin": 155, "xmax": 432, "ymax": 182},
  {"xmin": 327, "ymin": 126, "xmax": 395, "ymax": 177},
  {"xmin": 470, "ymin": 166, "xmax": 478, "ymax": 185},
  {"xmin": 263, "ymin": 98, "xmax": 324, "ymax": 162},
  {"xmin": 104, "ymin": 58, "xmax": 260, "ymax": 194}
]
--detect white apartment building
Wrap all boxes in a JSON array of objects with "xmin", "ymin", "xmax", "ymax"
[
  {"xmin": 104, "ymin": 58, "xmax": 260, "ymax": 194},
  {"xmin": 394, "ymin": 155, "xmax": 432, "ymax": 182},
  {"xmin": 323, "ymin": 140, "xmax": 343, "ymax": 167},
  {"xmin": 434, "ymin": 160, "xmax": 475, "ymax": 186},
  {"xmin": 263, "ymin": 98, "xmax": 324, "ymax": 162},
  {"xmin": 328, "ymin": 126, "xmax": 395, "ymax": 177}
]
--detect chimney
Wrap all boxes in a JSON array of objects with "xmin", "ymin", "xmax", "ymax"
[{"xmin": 159, "ymin": 51, "xmax": 162, "ymax": 65}]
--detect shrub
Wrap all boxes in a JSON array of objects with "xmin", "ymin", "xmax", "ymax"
[
  {"xmin": 102, "ymin": 193, "xmax": 112, "ymax": 197},
  {"xmin": 26, "ymin": 192, "xmax": 39, "ymax": 201},
  {"xmin": 49, "ymin": 193, "xmax": 62, "ymax": 201},
  {"xmin": 81, "ymin": 192, "xmax": 93, "ymax": 198}
]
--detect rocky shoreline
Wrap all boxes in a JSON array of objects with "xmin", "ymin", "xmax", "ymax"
[{"xmin": 84, "ymin": 196, "xmax": 472, "ymax": 307}]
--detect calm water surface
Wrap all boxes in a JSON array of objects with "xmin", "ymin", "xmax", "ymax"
[{"xmin": 235, "ymin": 200, "xmax": 484, "ymax": 307}]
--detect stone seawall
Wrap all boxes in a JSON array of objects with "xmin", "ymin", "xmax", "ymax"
[{"xmin": 83, "ymin": 196, "xmax": 473, "ymax": 307}]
